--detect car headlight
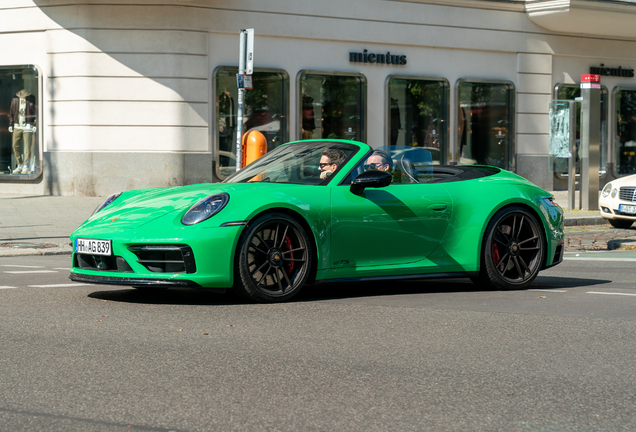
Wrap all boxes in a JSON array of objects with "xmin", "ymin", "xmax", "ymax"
[
  {"xmin": 602, "ymin": 183, "xmax": 612, "ymax": 198},
  {"xmin": 611, "ymin": 188, "xmax": 618, "ymax": 198},
  {"xmin": 181, "ymin": 193, "xmax": 230, "ymax": 225},
  {"xmin": 91, "ymin": 192, "xmax": 122, "ymax": 216}
]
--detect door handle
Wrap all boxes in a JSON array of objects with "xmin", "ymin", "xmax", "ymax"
[{"xmin": 427, "ymin": 204, "xmax": 447, "ymax": 211}]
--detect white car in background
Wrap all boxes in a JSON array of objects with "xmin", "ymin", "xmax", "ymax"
[{"xmin": 600, "ymin": 174, "xmax": 636, "ymax": 228}]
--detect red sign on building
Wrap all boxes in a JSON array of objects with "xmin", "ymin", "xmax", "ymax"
[{"xmin": 581, "ymin": 74, "xmax": 601, "ymax": 83}]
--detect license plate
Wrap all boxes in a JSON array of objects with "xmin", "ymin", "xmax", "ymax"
[
  {"xmin": 619, "ymin": 204, "xmax": 636, "ymax": 214},
  {"xmin": 74, "ymin": 238, "xmax": 112, "ymax": 256}
]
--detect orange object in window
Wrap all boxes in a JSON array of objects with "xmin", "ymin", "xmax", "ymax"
[{"xmin": 241, "ymin": 130, "xmax": 268, "ymax": 168}]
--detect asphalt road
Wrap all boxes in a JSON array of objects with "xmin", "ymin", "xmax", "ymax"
[{"xmin": 1, "ymin": 254, "xmax": 636, "ymax": 432}]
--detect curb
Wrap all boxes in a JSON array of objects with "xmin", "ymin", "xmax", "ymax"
[{"xmin": 563, "ymin": 216, "xmax": 609, "ymax": 227}]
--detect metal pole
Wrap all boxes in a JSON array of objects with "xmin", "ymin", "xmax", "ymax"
[
  {"xmin": 568, "ymin": 101, "xmax": 576, "ymax": 210},
  {"xmin": 580, "ymin": 83, "xmax": 600, "ymax": 210},
  {"xmin": 235, "ymin": 30, "xmax": 247, "ymax": 172}
]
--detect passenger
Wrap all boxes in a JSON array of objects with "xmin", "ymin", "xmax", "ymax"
[
  {"xmin": 319, "ymin": 148, "xmax": 346, "ymax": 179},
  {"xmin": 364, "ymin": 150, "xmax": 392, "ymax": 172}
]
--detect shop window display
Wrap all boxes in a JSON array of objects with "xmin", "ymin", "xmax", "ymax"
[
  {"xmin": 387, "ymin": 77, "xmax": 448, "ymax": 165},
  {"xmin": 298, "ymin": 72, "xmax": 366, "ymax": 142},
  {"xmin": 614, "ymin": 88, "xmax": 636, "ymax": 176},
  {"xmin": 554, "ymin": 84, "xmax": 608, "ymax": 175},
  {"xmin": 0, "ymin": 66, "xmax": 39, "ymax": 178},
  {"xmin": 214, "ymin": 67, "xmax": 288, "ymax": 180},
  {"xmin": 457, "ymin": 80, "xmax": 514, "ymax": 169}
]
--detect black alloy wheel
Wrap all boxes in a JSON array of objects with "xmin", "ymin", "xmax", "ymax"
[
  {"xmin": 474, "ymin": 206, "xmax": 545, "ymax": 290},
  {"xmin": 235, "ymin": 213, "xmax": 312, "ymax": 303}
]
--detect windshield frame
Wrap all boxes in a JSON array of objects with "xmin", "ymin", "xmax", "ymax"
[{"xmin": 222, "ymin": 140, "xmax": 362, "ymax": 185}]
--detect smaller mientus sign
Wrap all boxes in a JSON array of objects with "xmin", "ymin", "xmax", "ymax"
[
  {"xmin": 589, "ymin": 64, "xmax": 634, "ymax": 78},
  {"xmin": 349, "ymin": 49, "xmax": 407, "ymax": 65}
]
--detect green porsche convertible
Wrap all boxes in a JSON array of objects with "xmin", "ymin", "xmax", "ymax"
[{"xmin": 70, "ymin": 139, "xmax": 564, "ymax": 303}]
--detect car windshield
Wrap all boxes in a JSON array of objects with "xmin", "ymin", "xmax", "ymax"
[{"xmin": 223, "ymin": 141, "xmax": 359, "ymax": 185}]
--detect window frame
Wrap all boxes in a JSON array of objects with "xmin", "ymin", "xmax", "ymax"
[
  {"xmin": 0, "ymin": 64, "xmax": 42, "ymax": 181},
  {"xmin": 296, "ymin": 70, "xmax": 367, "ymax": 143},
  {"xmin": 385, "ymin": 75, "xmax": 450, "ymax": 165},
  {"xmin": 553, "ymin": 82, "xmax": 609, "ymax": 179},
  {"xmin": 212, "ymin": 66, "xmax": 290, "ymax": 182},
  {"xmin": 455, "ymin": 78, "xmax": 516, "ymax": 171}
]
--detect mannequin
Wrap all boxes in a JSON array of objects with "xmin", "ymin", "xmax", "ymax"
[{"xmin": 8, "ymin": 89, "xmax": 37, "ymax": 174}]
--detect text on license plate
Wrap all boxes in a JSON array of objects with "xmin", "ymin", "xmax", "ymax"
[
  {"xmin": 619, "ymin": 204, "xmax": 636, "ymax": 215},
  {"xmin": 74, "ymin": 238, "xmax": 112, "ymax": 256}
]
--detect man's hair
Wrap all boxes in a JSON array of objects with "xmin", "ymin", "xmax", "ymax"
[
  {"xmin": 321, "ymin": 148, "xmax": 346, "ymax": 165},
  {"xmin": 369, "ymin": 150, "xmax": 391, "ymax": 166}
]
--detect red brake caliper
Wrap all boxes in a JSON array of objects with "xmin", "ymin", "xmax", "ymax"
[
  {"xmin": 282, "ymin": 236, "xmax": 295, "ymax": 274},
  {"xmin": 492, "ymin": 244, "xmax": 501, "ymax": 265}
]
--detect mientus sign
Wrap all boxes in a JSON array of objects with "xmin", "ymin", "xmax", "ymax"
[
  {"xmin": 349, "ymin": 49, "xmax": 407, "ymax": 66},
  {"xmin": 589, "ymin": 64, "xmax": 634, "ymax": 78}
]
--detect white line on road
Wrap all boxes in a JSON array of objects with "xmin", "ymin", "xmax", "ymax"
[
  {"xmin": 53, "ymin": 268, "xmax": 71, "ymax": 270},
  {"xmin": 0, "ymin": 286, "xmax": 17, "ymax": 289},
  {"xmin": 528, "ymin": 289, "xmax": 568, "ymax": 293},
  {"xmin": 28, "ymin": 283, "xmax": 94, "ymax": 288},
  {"xmin": 587, "ymin": 291, "xmax": 636, "ymax": 297},
  {"xmin": 1, "ymin": 265, "xmax": 45, "ymax": 268},
  {"xmin": 3, "ymin": 270, "xmax": 58, "ymax": 274},
  {"xmin": 564, "ymin": 257, "xmax": 636, "ymax": 262}
]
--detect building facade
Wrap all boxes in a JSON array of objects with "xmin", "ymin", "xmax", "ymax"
[{"xmin": 1, "ymin": 0, "xmax": 636, "ymax": 196}]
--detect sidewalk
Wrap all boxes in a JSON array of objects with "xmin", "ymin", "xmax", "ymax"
[{"xmin": 0, "ymin": 191, "xmax": 625, "ymax": 258}]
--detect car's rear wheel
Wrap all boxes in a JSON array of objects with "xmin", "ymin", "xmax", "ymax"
[
  {"xmin": 609, "ymin": 219, "xmax": 634, "ymax": 229},
  {"xmin": 473, "ymin": 206, "xmax": 545, "ymax": 290},
  {"xmin": 235, "ymin": 213, "xmax": 312, "ymax": 303}
]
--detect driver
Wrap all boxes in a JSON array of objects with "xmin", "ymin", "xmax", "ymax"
[
  {"xmin": 364, "ymin": 150, "xmax": 391, "ymax": 172},
  {"xmin": 319, "ymin": 148, "xmax": 346, "ymax": 179}
]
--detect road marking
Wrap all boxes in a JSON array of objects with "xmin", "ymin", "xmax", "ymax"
[
  {"xmin": 0, "ymin": 286, "xmax": 17, "ymax": 289},
  {"xmin": 1, "ymin": 265, "xmax": 45, "ymax": 268},
  {"xmin": 528, "ymin": 289, "xmax": 567, "ymax": 293},
  {"xmin": 53, "ymin": 268, "xmax": 72, "ymax": 270},
  {"xmin": 587, "ymin": 291, "xmax": 636, "ymax": 297},
  {"xmin": 3, "ymin": 270, "xmax": 58, "ymax": 274},
  {"xmin": 28, "ymin": 283, "xmax": 94, "ymax": 288},
  {"xmin": 564, "ymin": 257, "xmax": 636, "ymax": 262}
]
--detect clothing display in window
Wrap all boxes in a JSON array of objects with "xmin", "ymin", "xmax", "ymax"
[{"xmin": 8, "ymin": 89, "xmax": 37, "ymax": 174}]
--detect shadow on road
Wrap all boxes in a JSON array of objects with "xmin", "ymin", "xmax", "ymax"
[{"xmin": 87, "ymin": 274, "xmax": 611, "ymax": 306}]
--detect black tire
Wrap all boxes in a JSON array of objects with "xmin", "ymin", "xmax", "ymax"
[
  {"xmin": 609, "ymin": 219, "xmax": 634, "ymax": 229},
  {"xmin": 473, "ymin": 206, "xmax": 545, "ymax": 290},
  {"xmin": 234, "ymin": 213, "xmax": 312, "ymax": 303}
]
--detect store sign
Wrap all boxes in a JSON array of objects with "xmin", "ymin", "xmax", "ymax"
[
  {"xmin": 349, "ymin": 49, "xmax": 407, "ymax": 65},
  {"xmin": 589, "ymin": 64, "xmax": 634, "ymax": 78}
]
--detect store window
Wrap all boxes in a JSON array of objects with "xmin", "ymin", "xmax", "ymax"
[
  {"xmin": 298, "ymin": 71, "xmax": 366, "ymax": 142},
  {"xmin": 214, "ymin": 67, "xmax": 289, "ymax": 180},
  {"xmin": 387, "ymin": 76, "xmax": 449, "ymax": 165},
  {"xmin": 0, "ymin": 66, "xmax": 40, "ymax": 179},
  {"xmin": 457, "ymin": 80, "xmax": 515, "ymax": 169},
  {"xmin": 613, "ymin": 88, "xmax": 636, "ymax": 176},
  {"xmin": 554, "ymin": 84, "xmax": 608, "ymax": 175}
]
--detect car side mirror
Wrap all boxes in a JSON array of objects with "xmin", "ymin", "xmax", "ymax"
[{"xmin": 350, "ymin": 170, "xmax": 392, "ymax": 195}]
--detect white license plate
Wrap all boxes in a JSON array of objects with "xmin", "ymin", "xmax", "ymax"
[
  {"xmin": 619, "ymin": 204, "xmax": 636, "ymax": 214},
  {"xmin": 74, "ymin": 238, "xmax": 112, "ymax": 256}
]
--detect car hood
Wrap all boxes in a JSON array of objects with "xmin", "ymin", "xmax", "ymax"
[
  {"xmin": 607, "ymin": 174, "xmax": 636, "ymax": 189},
  {"xmin": 77, "ymin": 182, "xmax": 313, "ymax": 231}
]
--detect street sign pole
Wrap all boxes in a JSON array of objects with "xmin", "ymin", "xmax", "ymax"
[
  {"xmin": 580, "ymin": 74, "xmax": 601, "ymax": 210},
  {"xmin": 235, "ymin": 29, "xmax": 254, "ymax": 172}
]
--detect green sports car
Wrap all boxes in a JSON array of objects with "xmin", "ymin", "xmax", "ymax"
[{"xmin": 69, "ymin": 139, "xmax": 564, "ymax": 303}]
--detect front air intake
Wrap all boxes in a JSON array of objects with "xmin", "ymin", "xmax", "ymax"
[{"xmin": 128, "ymin": 245, "xmax": 196, "ymax": 274}]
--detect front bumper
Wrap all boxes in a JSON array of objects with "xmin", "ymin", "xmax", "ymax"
[{"xmin": 69, "ymin": 220, "xmax": 245, "ymax": 289}]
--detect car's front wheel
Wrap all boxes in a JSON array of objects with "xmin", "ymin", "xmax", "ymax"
[
  {"xmin": 473, "ymin": 206, "xmax": 545, "ymax": 290},
  {"xmin": 609, "ymin": 218, "xmax": 634, "ymax": 229},
  {"xmin": 234, "ymin": 213, "xmax": 312, "ymax": 303}
]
